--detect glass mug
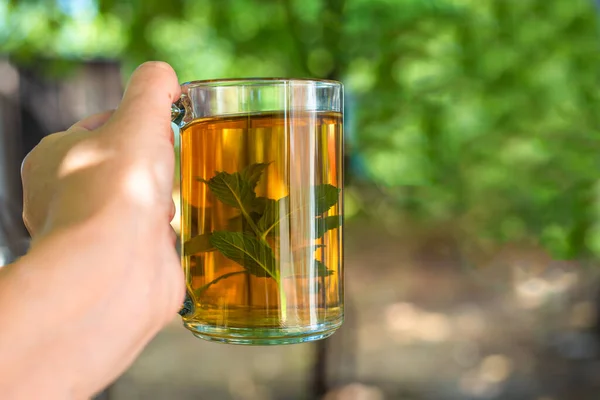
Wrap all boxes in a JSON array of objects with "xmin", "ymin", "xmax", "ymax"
[{"xmin": 171, "ymin": 79, "xmax": 344, "ymax": 345}]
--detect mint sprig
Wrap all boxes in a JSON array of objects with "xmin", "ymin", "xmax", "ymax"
[{"xmin": 184, "ymin": 163, "xmax": 341, "ymax": 302}]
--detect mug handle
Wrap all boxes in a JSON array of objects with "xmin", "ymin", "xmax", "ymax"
[
  {"xmin": 171, "ymin": 99, "xmax": 194, "ymax": 317},
  {"xmin": 171, "ymin": 99, "xmax": 185, "ymax": 127}
]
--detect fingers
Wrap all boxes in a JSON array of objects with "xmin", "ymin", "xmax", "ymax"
[
  {"xmin": 67, "ymin": 110, "xmax": 115, "ymax": 132},
  {"xmin": 108, "ymin": 62, "xmax": 181, "ymax": 142}
]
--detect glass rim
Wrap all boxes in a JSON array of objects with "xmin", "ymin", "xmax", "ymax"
[{"xmin": 181, "ymin": 77, "xmax": 343, "ymax": 88}]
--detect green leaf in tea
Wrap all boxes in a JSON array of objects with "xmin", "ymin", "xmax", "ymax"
[
  {"xmin": 315, "ymin": 259, "xmax": 334, "ymax": 277},
  {"xmin": 257, "ymin": 197, "xmax": 286, "ymax": 236},
  {"xmin": 285, "ymin": 259, "xmax": 333, "ymax": 278},
  {"xmin": 281, "ymin": 256, "xmax": 334, "ymax": 279},
  {"xmin": 252, "ymin": 196, "xmax": 268, "ymax": 214},
  {"xmin": 289, "ymin": 244, "xmax": 327, "ymax": 266},
  {"xmin": 209, "ymin": 231, "xmax": 278, "ymax": 279},
  {"xmin": 292, "ymin": 243, "xmax": 325, "ymax": 257},
  {"xmin": 189, "ymin": 162, "xmax": 340, "ymax": 295},
  {"xmin": 258, "ymin": 185, "xmax": 341, "ymax": 237},
  {"xmin": 193, "ymin": 270, "xmax": 248, "ymax": 297},
  {"xmin": 201, "ymin": 171, "xmax": 256, "ymax": 211},
  {"xmin": 199, "ymin": 170, "xmax": 262, "ymax": 235},
  {"xmin": 241, "ymin": 163, "xmax": 271, "ymax": 188},
  {"xmin": 183, "ymin": 233, "xmax": 214, "ymax": 256},
  {"xmin": 226, "ymin": 214, "xmax": 260, "ymax": 234},
  {"xmin": 314, "ymin": 184, "xmax": 341, "ymax": 215},
  {"xmin": 316, "ymin": 215, "xmax": 342, "ymax": 238}
]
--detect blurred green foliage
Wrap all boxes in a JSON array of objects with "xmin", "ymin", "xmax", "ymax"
[{"xmin": 2, "ymin": 0, "xmax": 600, "ymax": 260}]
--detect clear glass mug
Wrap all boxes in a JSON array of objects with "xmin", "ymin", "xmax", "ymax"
[{"xmin": 171, "ymin": 79, "xmax": 344, "ymax": 345}]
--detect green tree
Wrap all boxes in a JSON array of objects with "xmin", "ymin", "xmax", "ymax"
[{"xmin": 3, "ymin": 0, "xmax": 600, "ymax": 260}]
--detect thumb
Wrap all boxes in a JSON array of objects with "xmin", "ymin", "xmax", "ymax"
[{"xmin": 107, "ymin": 62, "xmax": 181, "ymax": 141}]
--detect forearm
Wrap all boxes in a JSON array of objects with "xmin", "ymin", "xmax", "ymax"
[
  {"xmin": 0, "ymin": 228, "xmax": 89, "ymax": 399},
  {"xmin": 0, "ymin": 202, "xmax": 164, "ymax": 399},
  {"xmin": 7, "ymin": 61, "xmax": 183, "ymax": 399}
]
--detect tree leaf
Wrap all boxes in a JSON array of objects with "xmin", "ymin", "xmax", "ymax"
[
  {"xmin": 241, "ymin": 163, "xmax": 271, "ymax": 188},
  {"xmin": 202, "ymin": 171, "xmax": 257, "ymax": 211},
  {"xmin": 314, "ymin": 184, "xmax": 341, "ymax": 215},
  {"xmin": 209, "ymin": 231, "xmax": 278, "ymax": 279},
  {"xmin": 316, "ymin": 215, "xmax": 342, "ymax": 238},
  {"xmin": 183, "ymin": 234, "xmax": 214, "ymax": 256}
]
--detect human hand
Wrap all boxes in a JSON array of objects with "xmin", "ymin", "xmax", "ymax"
[
  {"xmin": 6, "ymin": 61, "xmax": 185, "ymax": 398},
  {"xmin": 22, "ymin": 61, "xmax": 180, "ymax": 236}
]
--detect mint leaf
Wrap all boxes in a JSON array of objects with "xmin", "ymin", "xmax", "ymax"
[
  {"xmin": 252, "ymin": 196, "xmax": 268, "ymax": 214},
  {"xmin": 283, "ymin": 258, "xmax": 334, "ymax": 278},
  {"xmin": 226, "ymin": 213, "xmax": 262, "ymax": 234},
  {"xmin": 193, "ymin": 270, "xmax": 248, "ymax": 297},
  {"xmin": 241, "ymin": 163, "xmax": 271, "ymax": 188},
  {"xmin": 293, "ymin": 243, "xmax": 325, "ymax": 256},
  {"xmin": 295, "ymin": 245, "xmax": 332, "ymax": 278},
  {"xmin": 291, "ymin": 245, "xmax": 327, "ymax": 268},
  {"xmin": 209, "ymin": 231, "xmax": 278, "ymax": 279},
  {"xmin": 314, "ymin": 184, "xmax": 341, "ymax": 215},
  {"xmin": 257, "ymin": 198, "xmax": 286, "ymax": 235},
  {"xmin": 184, "ymin": 234, "xmax": 214, "ymax": 256},
  {"xmin": 257, "ymin": 184, "xmax": 341, "ymax": 237},
  {"xmin": 202, "ymin": 171, "xmax": 256, "ymax": 211},
  {"xmin": 315, "ymin": 260, "xmax": 334, "ymax": 277},
  {"xmin": 192, "ymin": 163, "xmax": 340, "ymax": 294},
  {"xmin": 316, "ymin": 215, "xmax": 342, "ymax": 238},
  {"xmin": 200, "ymin": 170, "xmax": 263, "ymax": 235}
]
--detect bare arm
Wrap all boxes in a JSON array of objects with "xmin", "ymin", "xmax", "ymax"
[{"xmin": 0, "ymin": 62, "xmax": 185, "ymax": 399}]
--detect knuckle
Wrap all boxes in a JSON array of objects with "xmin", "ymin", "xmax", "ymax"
[{"xmin": 38, "ymin": 131, "xmax": 63, "ymax": 147}]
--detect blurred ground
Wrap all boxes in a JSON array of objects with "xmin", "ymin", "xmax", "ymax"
[{"xmin": 111, "ymin": 219, "xmax": 600, "ymax": 400}]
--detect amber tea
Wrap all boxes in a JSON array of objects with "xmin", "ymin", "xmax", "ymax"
[{"xmin": 179, "ymin": 111, "xmax": 343, "ymax": 344}]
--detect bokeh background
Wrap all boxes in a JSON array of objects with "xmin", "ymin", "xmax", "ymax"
[{"xmin": 3, "ymin": 0, "xmax": 600, "ymax": 399}]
